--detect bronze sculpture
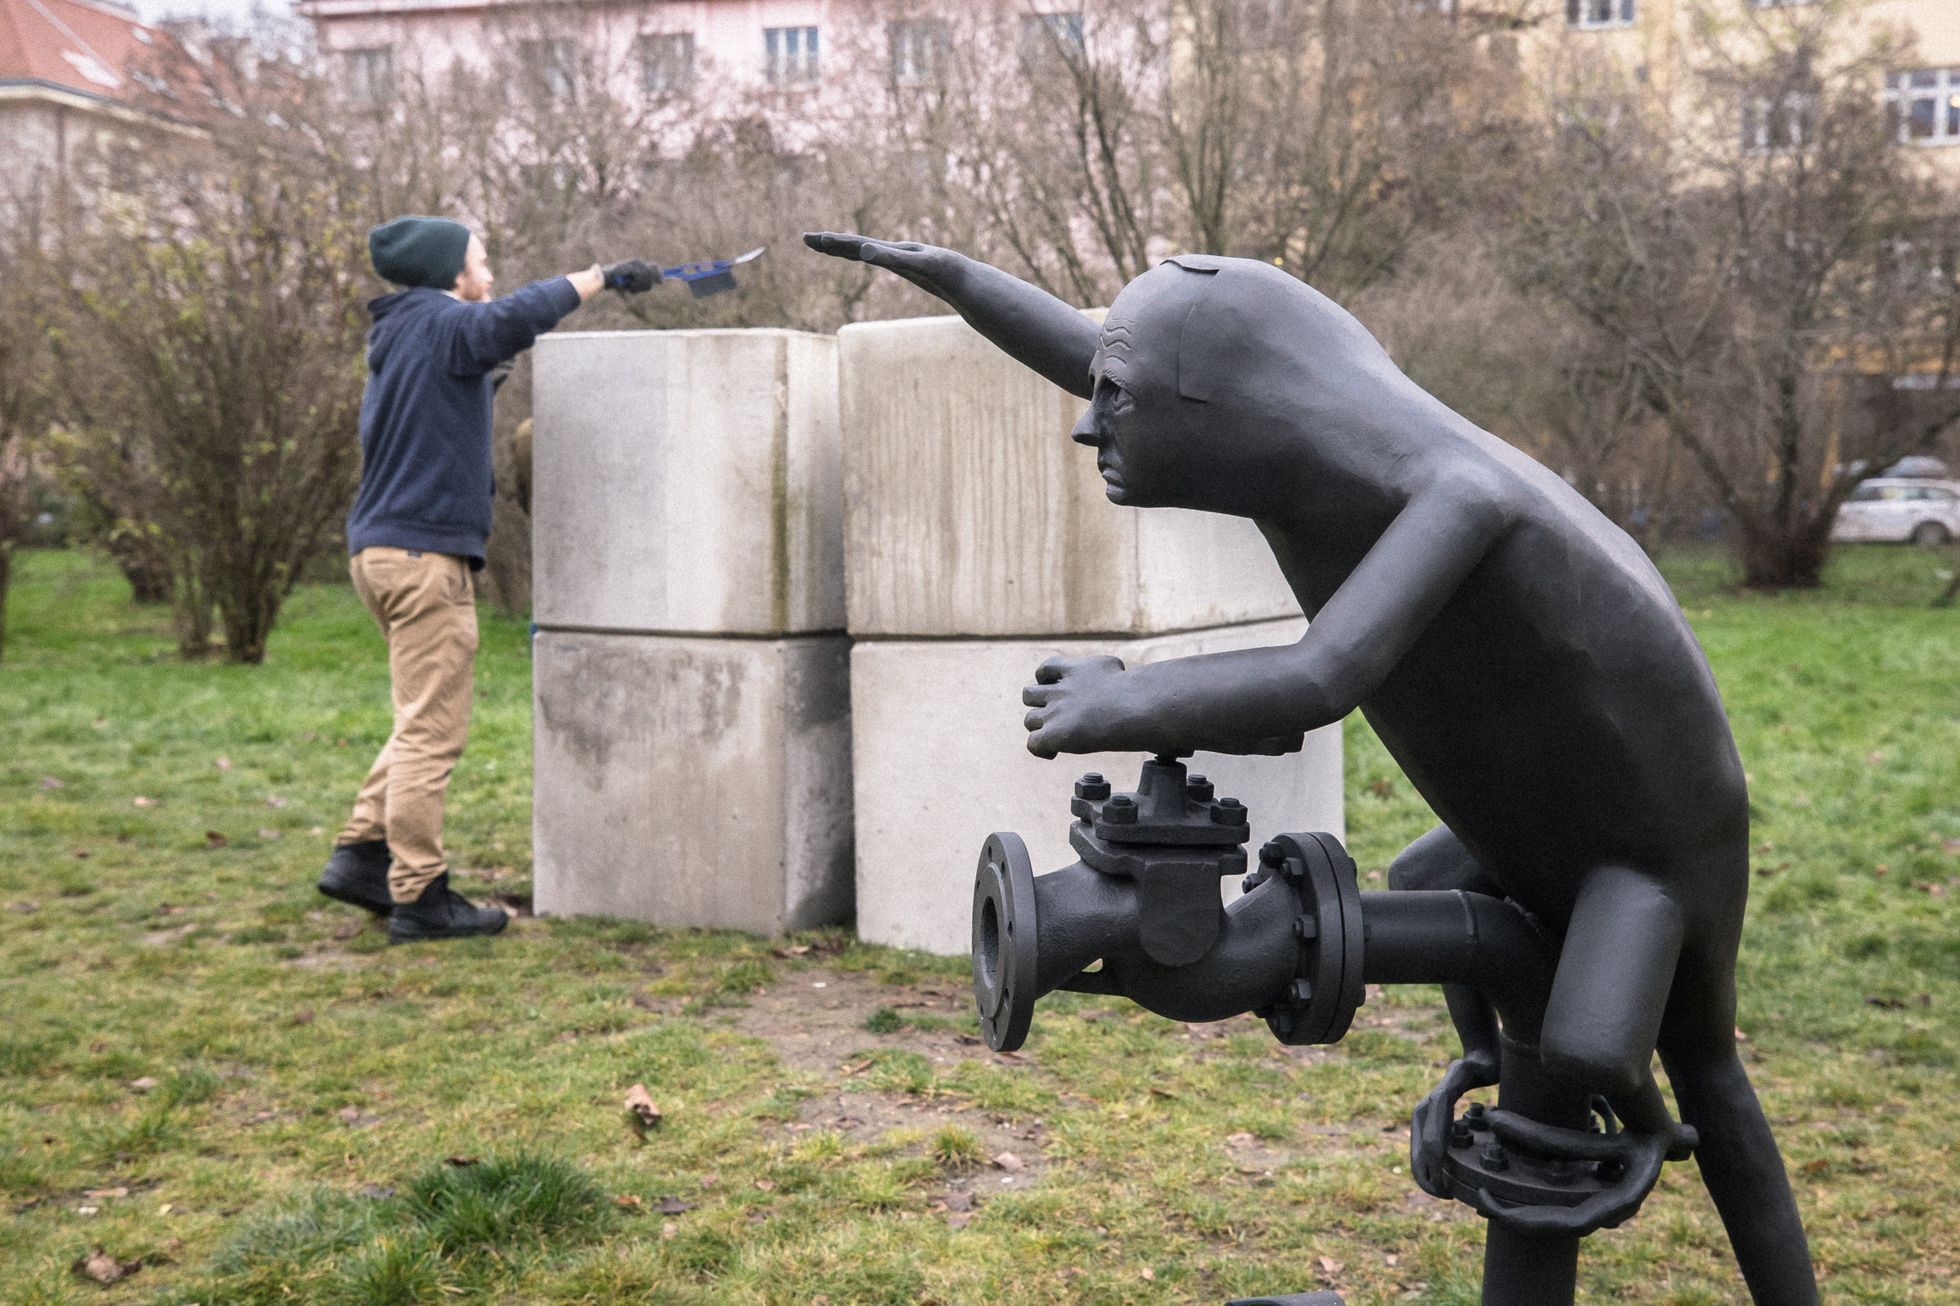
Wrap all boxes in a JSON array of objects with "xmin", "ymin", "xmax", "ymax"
[{"xmin": 806, "ymin": 233, "xmax": 1819, "ymax": 1304}]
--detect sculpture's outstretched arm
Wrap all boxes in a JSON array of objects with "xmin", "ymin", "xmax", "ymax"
[
  {"xmin": 1021, "ymin": 473, "xmax": 1512, "ymax": 756},
  {"xmin": 805, "ymin": 232, "xmax": 1099, "ymax": 399}
]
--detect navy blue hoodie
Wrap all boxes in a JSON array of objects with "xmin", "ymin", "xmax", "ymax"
[{"xmin": 346, "ymin": 277, "xmax": 582, "ymax": 566}]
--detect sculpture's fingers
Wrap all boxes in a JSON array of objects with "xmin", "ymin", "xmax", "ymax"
[
  {"xmin": 1022, "ymin": 683, "xmax": 1052, "ymax": 707},
  {"xmin": 801, "ymin": 232, "xmax": 884, "ymax": 262},
  {"xmin": 1026, "ymin": 727, "xmax": 1059, "ymax": 759},
  {"xmin": 1033, "ymin": 656, "xmax": 1075, "ymax": 684},
  {"xmin": 1023, "ymin": 708, "xmax": 1048, "ymax": 734},
  {"xmin": 1484, "ymin": 1109, "xmax": 1625, "ymax": 1163}
]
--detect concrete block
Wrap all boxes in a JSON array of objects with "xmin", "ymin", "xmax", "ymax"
[
  {"xmin": 533, "ymin": 630, "xmax": 852, "ymax": 934},
  {"xmin": 532, "ymin": 329, "xmax": 843, "ymax": 636},
  {"xmin": 850, "ymin": 618, "xmax": 1345, "ymax": 955},
  {"xmin": 839, "ymin": 313, "xmax": 1300, "ymax": 637}
]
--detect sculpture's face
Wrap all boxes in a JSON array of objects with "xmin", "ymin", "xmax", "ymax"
[{"xmin": 1072, "ymin": 267, "xmax": 1210, "ymax": 509}]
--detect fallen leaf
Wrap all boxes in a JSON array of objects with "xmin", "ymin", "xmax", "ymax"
[
  {"xmin": 772, "ymin": 944, "xmax": 813, "ymax": 957},
  {"xmin": 128, "ymin": 1076, "xmax": 158, "ymax": 1094},
  {"xmin": 158, "ymin": 1203, "xmax": 175, "ymax": 1215},
  {"xmin": 1734, "ymin": 1028, "xmax": 1749, "ymax": 1043},
  {"xmin": 444, "ymin": 1155, "xmax": 477, "ymax": 1167},
  {"xmin": 83, "ymin": 1187, "xmax": 130, "ymax": 1200},
  {"xmin": 754, "ymin": 1178, "xmax": 776, "ymax": 1191},
  {"xmin": 1141, "ymin": 1267, "xmax": 1156, "ymax": 1281},
  {"xmin": 945, "ymin": 1210, "xmax": 974, "ymax": 1229},
  {"xmin": 357, "ymin": 1184, "xmax": 394, "ymax": 1199},
  {"xmin": 1865, "ymin": 750, "xmax": 1884, "ymax": 765},
  {"xmin": 1224, "ymin": 1132, "xmax": 1255, "ymax": 1146},
  {"xmin": 1873, "ymin": 864, "xmax": 1889, "ymax": 877},
  {"xmin": 290, "ymin": 1010, "xmax": 315, "ymax": 1027},
  {"xmin": 71, "ymin": 848, "xmax": 91, "ymax": 860},
  {"xmin": 613, "ymin": 1194, "xmax": 643, "ymax": 1210},
  {"xmin": 1319, "ymin": 1255, "xmax": 1345, "ymax": 1276},
  {"xmin": 92, "ymin": 717, "xmax": 107, "ymax": 729},
  {"xmin": 337, "ymin": 1106, "xmax": 363, "ymax": 1125},
  {"xmin": 991, "ymin": 1152, "xmax": 1025, "ymax": 1172},
  {"xmin": 38, "ymin": 776, "xmax": 64, "ymax": 789},
  {"xmin": 204, "ymin": 831, "xmax": 230, "ymax": 850},
  {"xmin": 258, "ymin": 828, "xmax": 281, "ymax": 840},
  {"xmin": 214, "ymin": 756, "xmax": 232, "ymax": 772},
  {"xmin": 72, "ymin": 1249, "xmax": 140, "ymax": 1285},
  {"xmin": 133, "ymin": 796, "xmax": 157, "ymax": 808},
  {"xmin": 624, "ymin": 1083, "xmax": 663, "ymax": 1134},
  {"xmin": 1385, "ymin": 1254, "xmax": 1400, "ymax": 1267},
  {"xmin": 943, "ymin": 1190, "xmax": 975, "ymax": 1212},
  {"xmin": 660, "ymin": 1219, "xmax": 678, "ymax": 1240},
  {"xmin": 655, "ymin": 1196, "xmax": 696, "ymax": 1215}
]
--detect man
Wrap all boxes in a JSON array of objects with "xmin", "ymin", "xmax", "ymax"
[{"xmin": 319, "ymin": 216, "xmax": 658, "ymax": 942}]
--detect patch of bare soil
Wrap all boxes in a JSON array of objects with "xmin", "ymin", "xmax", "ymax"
[{"xmin": 725, "ymin": 965, "xmax": 984, "ymax": 1075}]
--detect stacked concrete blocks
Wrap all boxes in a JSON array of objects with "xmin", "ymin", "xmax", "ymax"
[
  {"xmin": 841, "ymin": 314, "xmax": 1346, "ymax": 956},
  {"xmin": 531, "ymin": 330, "xmax": 852, "ymax": 934}
]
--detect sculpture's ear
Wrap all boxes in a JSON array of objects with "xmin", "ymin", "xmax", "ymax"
[{"xmin": 1162, "ymin": 256, "xmax": 1226, "ymax": 404}]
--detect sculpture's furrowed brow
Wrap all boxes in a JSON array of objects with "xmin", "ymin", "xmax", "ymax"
[{"xmin": 1093, "ymin": 316, "xmax": 1137, "ymax": 388}]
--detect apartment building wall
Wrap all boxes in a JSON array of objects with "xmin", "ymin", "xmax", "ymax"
[{"xmin": 1517, "ymin": 0, "xmax": 1960, "ymax": 171}]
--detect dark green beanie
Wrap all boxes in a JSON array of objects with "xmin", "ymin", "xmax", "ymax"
[{"xmin": 368, "ymin": 216, "xmax": 472, "ymax": 289}]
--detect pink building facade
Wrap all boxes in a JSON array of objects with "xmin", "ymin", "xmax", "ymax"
[{"xmin": 295, "ymin": 0, "xmax": 1098, "ymax": 114}]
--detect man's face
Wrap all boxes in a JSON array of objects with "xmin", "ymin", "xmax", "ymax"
[
  {"xmin": 452, "ymin": 235, "xmax": 494, "ymax": 302},
  {"xmin": 1071, "ymin": 270, "xmax": 1206, "ymax": 508}
]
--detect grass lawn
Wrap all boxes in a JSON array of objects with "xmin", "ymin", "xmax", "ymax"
[{"xmin": 1, "ymin": 545, "xmax": 1955, "ymax": 1304}]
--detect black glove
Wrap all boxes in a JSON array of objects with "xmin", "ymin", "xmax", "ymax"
[{"xmin": 602, "ymin": 259, "xmax": 661, "ymax": 294}]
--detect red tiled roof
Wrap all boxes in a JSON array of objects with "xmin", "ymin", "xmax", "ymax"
[{"xmin": 0, "ymin": 0, "xmax": 164, "ymax": 103}]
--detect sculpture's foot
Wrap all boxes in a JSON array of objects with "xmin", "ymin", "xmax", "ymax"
[{"xmin": 1224, "ymin": 1294, "xmax": 1344, "ymax": 1305}]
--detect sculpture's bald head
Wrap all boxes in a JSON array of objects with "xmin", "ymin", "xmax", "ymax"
[{"xmin": 1090, "ymin": 260, "xmax": 1217, "ymax": 398}]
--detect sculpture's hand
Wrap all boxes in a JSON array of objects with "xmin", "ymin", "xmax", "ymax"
[
  {"xmin": 803, "ymin": 232, "xmax": 969, "ymax": 304},
  {"xmin": 1461, "ymin": 1109, "xmax": 1698, "ymax": 1238},
  {"xmin": 1021, "ymin": 655, "xmax": 1128, "ymax": 758},
  {"xmin": 1408, "ymin": 1050, "xmax": 1500, "ymax": 1198}
]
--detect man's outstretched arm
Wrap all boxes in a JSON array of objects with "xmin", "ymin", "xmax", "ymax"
[{"xmin": 805, "ymin": 232, "xmax": 1099, "ymax": 399}]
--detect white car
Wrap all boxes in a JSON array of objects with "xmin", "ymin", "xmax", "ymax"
[{"xmin": 1831, "ymin": 478, "xmax": 1960, "ymax": 546}]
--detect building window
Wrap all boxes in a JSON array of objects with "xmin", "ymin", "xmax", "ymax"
[
  {"xmin": 343, "ymin": 46, "xmax": 394, "ymax": 106},
  {"xmin": 1019, "ymin": 12, "xmax": 1086, "ymax": 64},
  {"xmin": 519, "ymin": 39, "xmax": 578, "ymax": 99},
  {"xmin": 1741, "ymin": 88, "xmax": 1815, "ymax": 152},
  {"xmin": 1566, "ymin": 0, "xmax": 1634, "ymax": 28},
  {"xmin": 641, "ymin": 32, "xmax": 695, "ymax": 94},
  {"xmin": 889, "ymin": 19, "xmax": 950, "ymax": 87},
  {"xmin": 765, "ymin": 26, "xmax": 819, "ymax": 85},
  {"xmin": 1884, "ymin": 69, "xmax": 1960, "ymax": 147}
]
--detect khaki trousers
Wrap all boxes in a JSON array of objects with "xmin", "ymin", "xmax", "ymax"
[{"xmin": 336, "ymin": 547, "xmax": 478, "ymax": 902}]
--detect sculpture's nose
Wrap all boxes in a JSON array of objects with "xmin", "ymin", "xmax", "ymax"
[{"xmin": 1070, "ymin": 405, "xmax": 1100, "ymax": 447}]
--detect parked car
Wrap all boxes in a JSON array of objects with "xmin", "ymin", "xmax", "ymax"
[{"xmin": 1830, "ymin": 478, "xmax": 1960, "ymax": 546}]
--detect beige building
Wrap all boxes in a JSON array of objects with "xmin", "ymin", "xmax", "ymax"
[{"xmin": 1516, "ymin": 0, "xmax": 1960, "ymax": 169}]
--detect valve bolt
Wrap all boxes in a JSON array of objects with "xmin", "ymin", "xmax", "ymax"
[
  {"xmin": 1293, "ymin": 978, "xmax": 1314, "ymax": 1004},
  {"xmin": 1480, "ymin": 1143, "xmax": 1509, "ymax": 1173},
  {"xmin": 1210, "ymin": 798, "xmax": 1246, "ymax": 825},
  {"xmin": 1074, "ymin": 773, "xmax": 1111, "ymax": 801},
  {"xmin": 1258, "ymin": 841, "xmax": 1285, "ymax": 867},
  {"xmin": 1292, "ymin": 916, "xmax": 1317, "ymax": 940},
  {"xmin": 1464, "ymin": 1103, "xmax": 1488, "ymax": 1128},
  {"xmin": 1102, "ymin": 794, "xmax": 1138, "ymax": 824},
  {"xmin": 1449, "ymin": 1122, "xmax": 1474, "ymax": 1149},
  {"xmin": 1186, "ymin": 773, "xmax": 1215, "ymax": 802},
  {"xmin": 1242, "ymin": 870, "xmax": 1267, "ymax": 894}
]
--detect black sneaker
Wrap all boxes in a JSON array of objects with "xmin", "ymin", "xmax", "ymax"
[
  {"xmin": 387, "ymin": 874, "xmax": 509, "ymax": 944},
  {"xmin": 318, "ymin": 840, "xmax": 394, "ymax": 915}
]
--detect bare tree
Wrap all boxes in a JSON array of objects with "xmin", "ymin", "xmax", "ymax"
[
  {"xmin": 1509, "ymin": 1, "xmax": 1960, "ymax": 587},
  {"xmin": 54, "ymin": 36, "xmax": 370, "ymax": 661}
]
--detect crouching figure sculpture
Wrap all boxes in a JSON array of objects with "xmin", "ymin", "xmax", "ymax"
[{"xmin": 805, "ymin": 232, "xmax": 1820, "ymax": 1305}]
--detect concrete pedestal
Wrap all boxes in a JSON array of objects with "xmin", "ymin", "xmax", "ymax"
[
  {"xmin": 532, "ymin": 630, "xmax": 852, "ymax": 934},
  {"xmin": 850, "ymin": 618, "xmax": 1344, "ymax": 956},
  {"xmin": 530, "ymin": 328, "xmax": 851, "ymax": 934}
]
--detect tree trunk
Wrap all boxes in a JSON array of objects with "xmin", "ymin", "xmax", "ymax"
[
  {"xmin": 1737, "ymin": 514, "xmax": 1832, "ymax": 590},
  {"xmin": 107, "ymin": 532, "xmax": 173, "ymax": 605}
]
